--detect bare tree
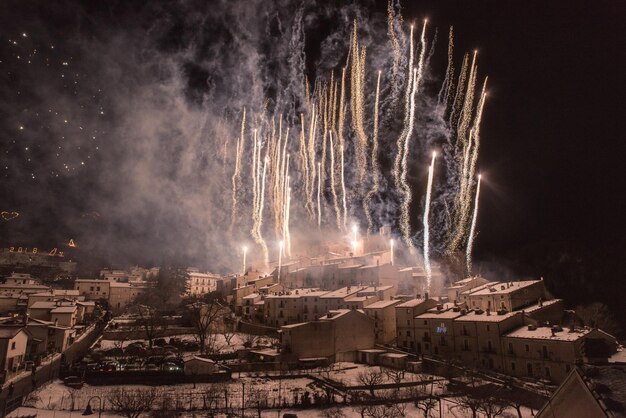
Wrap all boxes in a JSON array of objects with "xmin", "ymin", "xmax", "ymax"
[
  {"xmin": 478, "ymin": 395, "xmax": 509, "ymax": 418},
  {"xmin": 453, "ymin": 395, "xmax": 482, "ymax": 418},
  {"xmin": 363, "ymin": 403, "xmax": 406, "ymax": 418},
  {"xmin": 107, "ymin": 387, "xmax": 158, "ymax": 418},
  {"xmin": 135, "ymin": 304, "xmax": 167, "ymax": 349},
  {"xmin": 357, "ymin": 368, "xmax": 385, "ymax": 398},
  {"xmin": 575, "ymin": 302, "xmax": 622, "ymax": 337},
  {"xmin": 383, "ymin": 368, "xmax": 405, "ymax": 385},
  {"xmin": 186, "ymin": 294, "xmax": 228, "ymax": 354},
  {"xmin": 415, "ymin": 395, "xmax": 438, "ymax": 418}
]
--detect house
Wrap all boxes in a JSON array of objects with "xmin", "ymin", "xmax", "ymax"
[
  {"xmin": 184, "ymin": 356, "xmax": 218, "ymax": 375},
  {"xmin": 0, "ymin": 326, "xmax": 28, "ymax": 379},
  {"xmin": 536, "ymin": 365, "xmax": 626, "ymax": 418},
  {"xmin": 280, "ymin": 309, "xmax": 375, "ymax": 362},
  {"xmin": 415, "ymin": 304, "xmax": 464, "ymax": 357},
  {"xmin": 395, "ymin": 298, "xmax": 439, "ymax": 352},
  {"xmin": 363, "ymin": 299, "xmax": 401, "ymax": 344},
  {"xmin": 50, "ymin": 305, "xmax": 78, "ymax": 328},
  {"xmin": 463, "ymin": 279, "xmax": 549, "ymax": 312},
  {"xmin": 501, "ymin": 325, "xmax": 618, "ymax": 383},
  {"xmin": 446, "ymin": 276, "xmax": 490, "ymax": 303},
  {"xmin": 453, "ymin": 309, "xmax": 529, "ymax": 371},
  {"xmin": 25, "ymin": 318, "xmax": 73, "ymax": 356},
  {"xmin": 74, "ymin": 279, "xmax": 110, "ymax": 300},
  {"xmin": 186, "ymin": 269, "xmax": 220, "ymax": 295}
]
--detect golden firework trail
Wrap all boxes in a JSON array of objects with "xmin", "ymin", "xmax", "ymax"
[
  {"xmin": 242, "ymin": 246, "xmax": 247, "ymax": 275},
  {"xmin": 279, "ymin": 127, "xmax": 289, "ymax": 234},
  {"xmin": 393, "ymin": 23, "xmax": 414, "ymax": 192},
  {"xmin": 387, "ymin": 0, "xmax": 402, "ymax": 95},
  {"xmin": 285, "ymin": 180, "xmax": 292, "ymax": 257},
  {"xmin": 251, "ymin": 128, "xmax": 258, "ymax": 230},
  {"xmin": 340, "ymin": 144, "xmax": 348, "ymax": 230},
  {"xmin": 423, "ymin": 151, "xmax": 436, "ymax": 291},
  {"xmin": 230, "ymin": 108, "xmax": 246, "ymax": 232},
  {"xmin": 257, "ymin": 156, "xmax": 269, "ymax": 267},
  {"xmin": 317, "ymin": 161, "xmax": 322, "ymax": 229},
  {"xmin": 278, "ymin": 240, "xmax": 283, "ymax": 279},
  {"xmin": 350, "ymin": 22, "xmax": 369, "ymax": 187},
  {"xmin": 306, "ymin": 109, "xmax": 318, "ymax": 218},
  {"xmin": 467, "ymin": 79, "xmax": 487, "ymax": 205},
  {"xmin": 338, "ymin": 67, "xmax": 347, "ymax": 154},
  {"xmin": 438, "ymin": 26, "xmax": 455, "ymax": 109},
  {"xmin": 466, "ymin": 174, "xmax": 481, "ymax": 273},
  {"xmin": 298, "ymin": 113, "xmax": 310, "ymax": 214},
  {"xmin": 448, "ymin": 53, "xmax": 469, "ymax": 130},
  {"xmin": 448, "ymin": 52, "xmax": 479, "ymax": 253},
  {"xmin": 329, "ymin": 131, "xmax": 341, "ymax": 229},
  {"xmin": 364, "ymin": 70, "xmax": 382, "ymax": 234},
  {"xmin": 268, "ymin": 117, "xmax": 277, "ymax": 235},
  {"xmin": 399, "ymin": 68, "xmax": 418, "ymax": 252},
  {"xmin": 400, "ymin": 21, "xmax": 428, "ymax": 252}
]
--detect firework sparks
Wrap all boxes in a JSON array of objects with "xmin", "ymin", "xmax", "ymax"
[
  {"xmin": 466, "ymin": 174, "xmax": 481, "ymax": 274},
  {"xmin": 423, "ymin": 151, "xmax": 436, "ymax": 291}
]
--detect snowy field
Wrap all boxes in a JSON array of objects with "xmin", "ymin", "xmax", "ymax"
[{"xmin": 8, "ymin": 362, "xmax": 538, "ymax": 417}]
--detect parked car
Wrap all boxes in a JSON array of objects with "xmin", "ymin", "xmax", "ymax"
[
  {"xmin": 98, "ymin": 361, "xmax": 118, "ymax": 372},
  {"xmin": 145, "ymin": 363, "xmax": 159, "ymax": 371},
  {"xmin": 162, "ymin": 362, "xmax": 182, "ymax": 372},
  {"xmin": 63, "ymin": 376, "xmax": 84, "ymax": 389}
]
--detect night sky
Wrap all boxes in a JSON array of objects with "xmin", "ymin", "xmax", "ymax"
[{"xmin": 0, "ymin": 0, "xmax": 624, "ymax": 317}]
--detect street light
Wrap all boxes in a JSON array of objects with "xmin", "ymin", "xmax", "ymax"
[{"xmin": 82, "ymin": 395, "xmax": 103, "ymax": 418}]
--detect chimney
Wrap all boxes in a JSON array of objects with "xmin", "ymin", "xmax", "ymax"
[{"xmin": 425, "ymin": 292, "xmax": 429, "ymax": 300}]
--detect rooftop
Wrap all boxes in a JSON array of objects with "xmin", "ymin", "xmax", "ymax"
[
  {"xmin": 320, "ymin": 287, "xmax": 363, "ymax": 299},
  {"xmin": 505, "ymin": 325, "xmax": 593, "ymax": 341},
  {"xmin": 470, "ymin": 280, "xmax": 542, "ymax": 296},
  {"xmin": 0, "ymin": 326, "xmax": 24, "ymax": 339},
  {"xmin": 30, "ymin": 301, "xmax": 57, "ymax": 309},
  {"xmin": 417, "ymin": 309, "xmax": 464, "ymax": 320},
  {"xmin": 455, "ymin": 310, "xmax": 521, "ymax": 323},
  {"xmin": 50, "ymin": 306, "xmax": 77, "ymax": 314},
  {"xmin": 396, "ymin": 298, "xmax": 430, "ymax": 308},
  {"xmin": 364, "ymin": 299, "xmax": 401, "ymax": 309}
]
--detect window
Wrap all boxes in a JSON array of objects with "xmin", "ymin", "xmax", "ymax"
[
  {"xmin": 11, "ymin": 342, "xmax": 16, "ymax": 350},
  {"xmin": 527, "ymin": 363, "xmax": 533, "ymax": 377},
  {"xmin": 486, "ymin": 324, "xmax": 490, "ymax": 332},
  {"xmin": 511, "ymin": 362, "xmax": 516, "ymax": 371},
  {"xmin": 566, "ymin": 364, "xmax": 571, "ymax": 373},
  {"xmin": 542, "ymin": 346, "xmax": 548, "ymax": 359},
  {"xmin": 464, "ymin": 340, "xmax": 469, "ymax": 351},
  {"xmin": 424, "ymin": 320, "xmax": 427, "ymax": 325},
  {"xmin": 508, "ymin": 342, "xmax": 514, "ymax": 354},
  {"xmin": 407, "ymin": 331, "xmax": 411, "ymax": 337},
  {"xmin": 545, "ymin": 367, "xmax": 551, "ymax": 378},
  {"xmin": 407, "ymin": 319, "xmax": 410, "ymax": 326},
  {"xmin": 90, "ymin": 286, "xmax": 94, "ymax": 291},
  {"xmin": 525, "ymin": 344, "xmax": 530, "ymax": 352},
  {"xmin": 406, "ymin": 309, "xmax": 411, "ymax": 314},
  {"xmin": 487, "ymin": 340, "xmax": 493, "ymax": 352}
]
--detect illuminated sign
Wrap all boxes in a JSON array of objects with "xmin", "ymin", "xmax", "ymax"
[
  {"xmin": 436, "ymin": 323, "xmax": 447, "ymax": 334},
  {"xmin": 1, "ymin": 212, "xmax": 19, "ymax": 221},
  {"xmin": 9, "ymin": 247, "xmax": 65, "ymax": 257}
]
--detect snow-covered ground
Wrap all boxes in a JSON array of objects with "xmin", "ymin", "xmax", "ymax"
[{"xmin": 10, "ymin": 362, "xmax": 538, "ymax": 417}]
